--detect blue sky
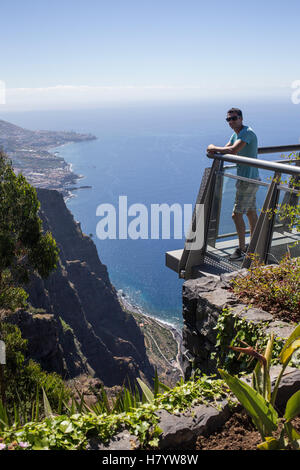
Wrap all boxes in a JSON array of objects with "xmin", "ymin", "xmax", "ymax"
[{"xmin": 1, "ymin": 0, "xmax": 300, "ymax": 109}]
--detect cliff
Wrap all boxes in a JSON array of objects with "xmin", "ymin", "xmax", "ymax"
[{"xmin": 23, "ymin": 188, "xmax": 154, "ymax": 386}]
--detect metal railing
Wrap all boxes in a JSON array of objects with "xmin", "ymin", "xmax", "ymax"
[
  {"xmin": 207, "ymin": 153, "xmax": 300, "ymax": 175},
  {"xmin": 174, "ymin": 145, "xmax": 300, "ymax": 279}
]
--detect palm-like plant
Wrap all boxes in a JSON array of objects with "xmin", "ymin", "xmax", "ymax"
[{"xmin": 219, "ymin": 324, "xmax": 300, "ymax": 450}]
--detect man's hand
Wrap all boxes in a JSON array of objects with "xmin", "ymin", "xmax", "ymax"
[
  {"xmin": 206, "ymin": 144, "xmax": 216, "ymax": 155},
  {"xmin": 206, "ymin": 140, "xmax": 246, "ymax": 156}
]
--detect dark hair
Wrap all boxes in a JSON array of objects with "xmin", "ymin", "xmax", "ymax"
[{"xmin": 227, "ymin": 108, "xmax": 243, "ymax": 118}]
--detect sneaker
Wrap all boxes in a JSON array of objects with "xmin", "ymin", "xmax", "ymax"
[{"xmin": 229, "ymin": 247, "xmax": 246, "ymax": 261}]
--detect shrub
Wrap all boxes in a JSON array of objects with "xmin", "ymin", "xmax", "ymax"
[
  {"xmin": 230, "ymin": 255, "xmax": 300, "ymax": 322},
  {"xmin": 219, "ymin": 323, "xmax": 300, "ymax": 450},
  {"xmin": 0, "ymin": 151, "xmax": 59, "ymax": 311},
  {"xmin": 0, "ymin": 322, "xmax": 70, "ymax": 422},
  {"xmin": 212, "ymin": 308, "xmax": 286, "ymax": 375}
]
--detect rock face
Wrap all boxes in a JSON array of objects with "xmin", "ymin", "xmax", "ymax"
[
  {"xmin": 5, "ymin": 309, "xmax": 65, "ymax": 374},
  {"xmin": 24, "ymin": 188, "xmax": 154, "ymax": 386}
]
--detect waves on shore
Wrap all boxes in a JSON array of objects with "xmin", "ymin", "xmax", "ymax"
[{"xmin": 117, "ymin": 289, "xmax": 182, "ymax": 335}]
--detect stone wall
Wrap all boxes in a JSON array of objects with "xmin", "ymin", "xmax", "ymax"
[{"xmin": 181, "ymin": 271, "xmax": 296, "ymax": 379}]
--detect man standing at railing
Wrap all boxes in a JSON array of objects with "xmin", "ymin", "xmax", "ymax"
[{"xmin": 206, "ymin": 108, "xmax": 259, "ymax": 260}]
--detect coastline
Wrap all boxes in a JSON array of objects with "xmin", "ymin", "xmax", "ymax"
[
  {"xmin": 39, "ymin": 127, "xmax": 184, "ymax": 380},
  {"xmin": 4, "ymin": 115, "xmax": 185, "ymax": 382},
  {"xmin": 117, "ymin": 290, "xmax": 184, "ymax": 382},
  {"xmin": 117, "ymin": 289, "xmax": 182, "ymax": 335},
  {"xmin": 0, "ymin": 117, "xmax": 97, "ymax": 201},
  {"xmin": 51, "ymin": 142, "xmax": 94, "ymax": 202}
]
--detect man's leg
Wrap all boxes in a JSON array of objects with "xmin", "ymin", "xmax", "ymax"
[
  {"xmin": 246, "ymin": 209, "xmax": 258, "ymax": 238},
  {"xmin": 232, "ymin": 211, "xmax": 246, "ymax": 251}
]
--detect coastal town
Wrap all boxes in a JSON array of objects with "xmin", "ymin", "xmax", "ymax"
[{"xmin": 0, "ymin": 118, "xmax": 96, "ymax": 197}]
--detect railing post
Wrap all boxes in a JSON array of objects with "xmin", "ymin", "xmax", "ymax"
[
  {"xmin": 207, "ymin": 164, "xmax": 224, "ymax": 248},
  {"xmin": 243, "ymin": 172, "xmax": 281, "ymax": 268},
  {"xmin": 179, "ymin": 158, "xmax": 220, "ymax": 279}
]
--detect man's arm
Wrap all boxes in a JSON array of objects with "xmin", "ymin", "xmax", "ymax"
[{"xmin": 207, "ymin": 139, "xmax": 246, "ymax": 155}]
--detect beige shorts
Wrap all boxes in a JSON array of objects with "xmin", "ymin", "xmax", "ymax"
[{"xmin": 233, "ymin": 180, "xmax": 259, "ymax": 214}]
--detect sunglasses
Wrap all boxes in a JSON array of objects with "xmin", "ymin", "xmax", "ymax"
[{"xmin": 226, "ymin": 116, "xmax": 240, "ymax": 122}]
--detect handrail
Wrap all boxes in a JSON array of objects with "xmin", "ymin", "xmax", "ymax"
[
  {"xmin": 257, "ymin": 144, "xmax": 300, "ymax": 154},
  {"xmin": 223, "ymin": 158, "xmax": 299, "ymax": 169},
  {"xmin": 207, "ymin": 153, "xmax": 300, "ymax": 176},
  {"xmin": 166, "ymin": 145, "xmax": 300, "ymax": 279}
]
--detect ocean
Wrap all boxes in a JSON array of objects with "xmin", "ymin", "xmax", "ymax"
[{"xmin": 2, "ymin": 99, "xmax": 300, "ymax": 327}]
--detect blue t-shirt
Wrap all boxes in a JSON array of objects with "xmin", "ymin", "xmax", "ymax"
[{"xmin": 230, "ymin": 125, "xmax": 259, "ymax": 179}]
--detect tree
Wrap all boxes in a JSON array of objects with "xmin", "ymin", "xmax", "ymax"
[{"xmin": 0, "ymin": 150, "xmax": 59, "ymax": 311}]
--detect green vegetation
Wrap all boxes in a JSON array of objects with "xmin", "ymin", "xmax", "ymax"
[
  {"xmin": 0, "ymin": 150, "xmax": 59, "ymax": 312},
  {"xmin": 0, "ymin": 371, "xmax": 232, "ymax": 450},
  {"xmin": 0, "ymin": 149, "xmax": 299, "ymax": 451},
  {"xmin": 231, "ymin": 255, "xmax": 300, "ymax": 322},
  {"xmin": 219, "ymin": 324, "xmax": 300, "ymax": 450},
  {"xmin": 59, "ymin": 317, "xmax": 73, "ymax": 334},
  {"xmin": 0, "ymin": 322, "xmax": 71, "ymax": 423},
  {"xmin": 273, "ymin": 152, "xmax": 300, "ymax": 235},
  {"xmin": 212, "ymin": 307, "xmax": 287, "ymax": 375},
  {"xmin": 0, "ymin": 150, "xmax": 61, "ymax": 421}
]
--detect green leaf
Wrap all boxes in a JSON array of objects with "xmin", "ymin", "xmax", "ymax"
[
  {"xmin": 257, "ymin": 437, "xmax": 280, "ymax": 450},
  {"xmin": 158, "ymin": 381, "xmax": 171, "ymax": 393},
  {"xmin": 32, "ymin": 438, "xmax": 49, "ymax": 450},
  {"xmin": 34, "ymin": 385, "xmax": 40, "ymax": 422},
  {"xmin": 100, "ymin": 384, "xmax": 111, "ymax": 413},
  {"xmin": 42, "ymin": 387, "xmax": 53, "ymax": 418},
  {"xmin": 253, "ymin": 361, "xmax": 264, "ymax": 396},
  {"xmin": 284, "ymin": 422, "xmax": 300, "ymax": 449},
  {"xmin": 284, "ymin": 389, "xmax": 300, "ymax": 422},
  {"xmin": 264, "ymin": 334, "xmax": 274, "ymax": 371},
  {"xmin": 123, "ymin": 388, "xmax": 133, "ymax": 411},
  {"xmin": 59, "ymin": 420, "xmax": 74, "ymax": 433},
  {"xmin": 148, "ymin": 437, "xmax": 159, "ymax": 447},
  {"xmin": 219, "ymin": 369, "xmax": 278, "ymax": 438},
  {"xmin": 280, "ymin": 324, "xmax": 300, "ymax": 365},
  {"xmin": 137, "ymin": 378, "xmax": 154, "ymax": 403}
]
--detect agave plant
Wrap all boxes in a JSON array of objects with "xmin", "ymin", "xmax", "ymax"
[
  {"xmin": 0, "ymin": 385, "xmax": 51, "ymax": 431},
  {"xmin": 219, "ymin": 323, "xmax": 300, "ymax": 450},
  {"xmin": 63, "ymin": 368, "xmax": 168, "ymax": 417}
]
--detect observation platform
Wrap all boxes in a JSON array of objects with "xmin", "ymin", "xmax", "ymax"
[{"xmin": 166, "ymin": 145, "xmax": 300, "ymax": 280}]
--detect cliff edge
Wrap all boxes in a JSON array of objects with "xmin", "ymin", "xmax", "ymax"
[{"xmin": 25, "ymin": 188, "xmax": 154, "ymax": 386}]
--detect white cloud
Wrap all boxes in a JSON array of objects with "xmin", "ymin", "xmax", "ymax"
[{"xmin": 0, "ymin": 83, "xmax": 290, "ymax": 111}]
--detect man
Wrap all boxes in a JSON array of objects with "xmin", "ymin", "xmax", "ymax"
[{"xmin": 207, "ymin": 108, "xmax": 259, "ymax": 260}]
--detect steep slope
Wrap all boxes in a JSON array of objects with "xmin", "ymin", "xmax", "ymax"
[{"xmin": 26, "ymin": 188, "xmax": 154, "ymax": 386}]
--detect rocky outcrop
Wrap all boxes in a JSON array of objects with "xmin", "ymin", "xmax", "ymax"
[
  {"xmin": 23, "ymin": 188, "xmax": 154, "ymax": 386},
  {"xmin": 5, "ymin": 309, "xmax": 65, "ymax": 374}
]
